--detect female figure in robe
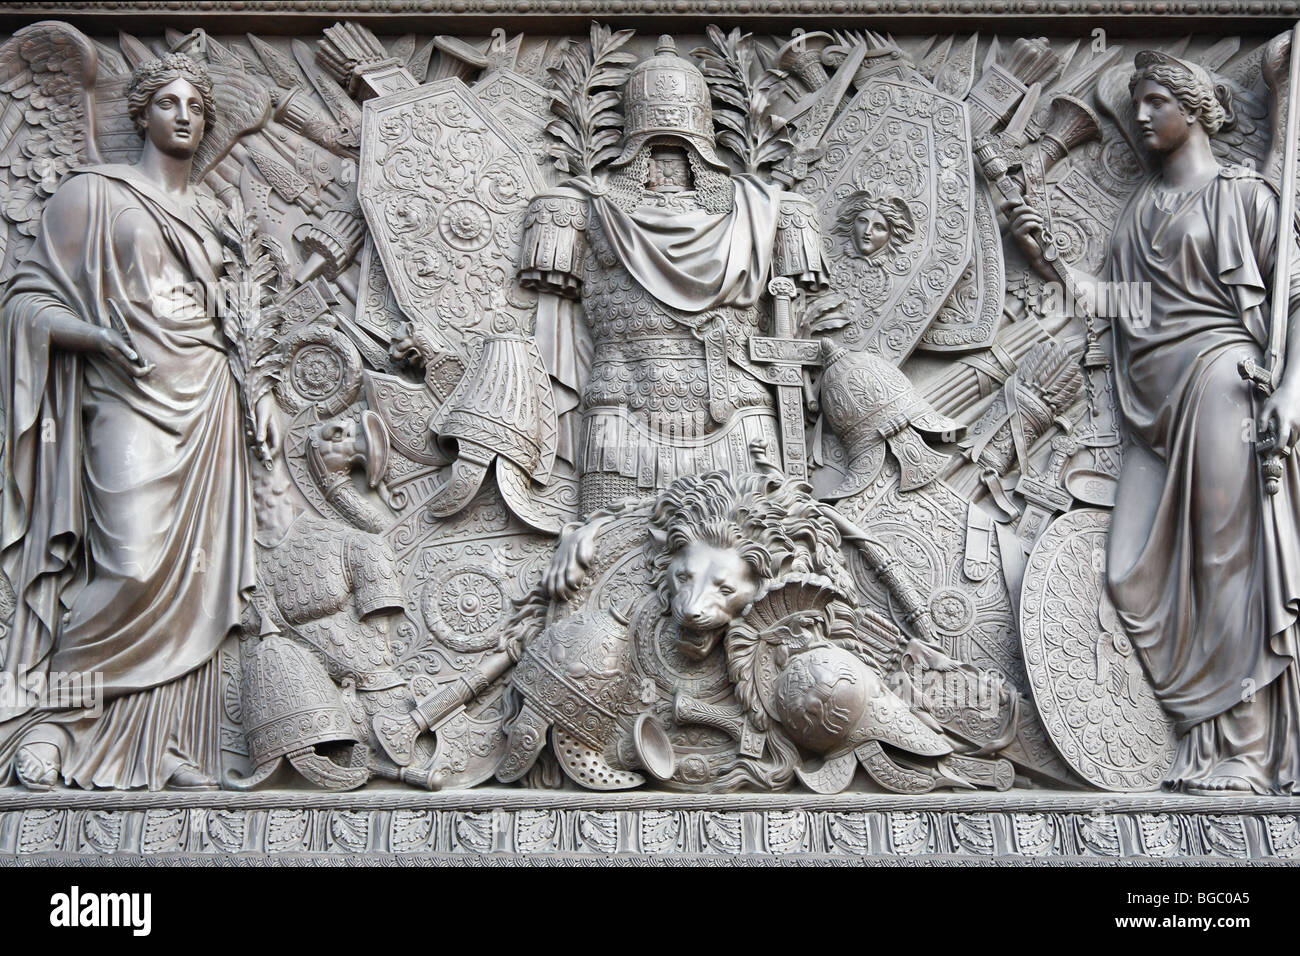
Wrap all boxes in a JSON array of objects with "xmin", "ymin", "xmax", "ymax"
[
  {"xmin": 1013, "ymin": 50, "xmax": 1300, "ymax": 793},
  {"xmin": 0, "ymin": 53, "xmax": 277, "ymax": 789}
]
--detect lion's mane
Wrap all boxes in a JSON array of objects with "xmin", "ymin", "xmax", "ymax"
[
  {"xmin": 648, "ymin": 470, "xmax": 852, "ymax": 615},
  {"xmin": 646, "ymin": 470, "xmax": 866, "ymax": 791}
]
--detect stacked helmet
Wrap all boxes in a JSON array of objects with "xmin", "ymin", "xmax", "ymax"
[
  {"xmin": 501, "ymin": 608, "xmax": 675, "ymax": 790},
  {"xmin": 229, "ymin": 632, "xmax": 369, "ymax": 791},
  {"xmin": 611, "ymin": 35, "xmax": 728, "ymax": 171}
]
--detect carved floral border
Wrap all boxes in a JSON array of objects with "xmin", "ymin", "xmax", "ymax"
[
  {"xmin": 2, "ymin": 806, "xmax": 1296, "ymax": 862},
  {"xmin": 1, "ymin": 791, "xmax": 1299, "ymax": 862}
]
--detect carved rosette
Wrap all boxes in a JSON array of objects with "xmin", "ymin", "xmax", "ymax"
[
  {"xmin": 420, "ymin": 564, "xmax": 511, "ymax": 653},
  {"xmin": 275, "ymin": 325, "xmax": 364, "ymax": 416}
]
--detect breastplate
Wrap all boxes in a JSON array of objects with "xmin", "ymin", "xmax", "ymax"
[{"xmin": 579, "ymin": 254, "xmax": 770, "ymax": 421}]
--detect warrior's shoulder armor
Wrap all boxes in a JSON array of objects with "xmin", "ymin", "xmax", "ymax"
[
  {"xmin": 519, "ymin": 184, "xmax": 590, "ymax": 299},
  {"xmin": 260, "ymin": 515, "xmax": 351, "ymax": 623},
  {"xmin": 774, "ymin": 190, "xmax": 829, "ymax": 292}
]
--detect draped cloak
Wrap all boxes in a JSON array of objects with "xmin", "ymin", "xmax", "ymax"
[
  {"xmin": 580, "ymin": 175, "xmax": 782, "ymax": 314},
  {"xmin": 532, "ymin": 175, "xmax": 783, "ymax": 469},
  {"xmin": 1106, "ymin": 168, "xmax": 1300, "ymax": 792},
  {"xmin": 0, "ymin": 165, "xmax": 256, "ymax": 788}
]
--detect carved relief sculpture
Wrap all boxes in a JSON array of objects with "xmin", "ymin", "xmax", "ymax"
[
  {"xmin": 0, "ymin": 46, "xmax": 271, "ymax": 791},
  {"xmin": 1011, "ymin": 41, "xmax": 1300, "ymax": 795},
  {"xmin": 0, "ymin": 8, "xmax": 1299, "ymax": 865},
  {"xmin": 515, "ymin": 31, "xmax": 826, "ymax": 515}
]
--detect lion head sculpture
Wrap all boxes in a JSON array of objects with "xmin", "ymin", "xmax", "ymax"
[
  {"xmin": 500, "ymin": 459, "xmax": 982, "ymax": 792},
  {"xmin": 647, "ymin": 469, "xmax": 858, "ymax": 662}
]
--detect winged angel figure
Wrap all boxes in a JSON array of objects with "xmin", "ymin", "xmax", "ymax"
[
  {"xmin": 0, "ymin": 22, "xmax": 444, "ymax": 793},
  {"xmin": 1008, "ymin": 34, "xmax": 1300, "ymax": 794},
  {"xmin": 0, "ymin": 24, "xmax": 275, "ymax": 791}
]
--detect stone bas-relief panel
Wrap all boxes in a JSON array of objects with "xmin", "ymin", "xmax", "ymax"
[{"xmin": 1, "ymin": 11, "xmax": 1300, "ymax": 861}]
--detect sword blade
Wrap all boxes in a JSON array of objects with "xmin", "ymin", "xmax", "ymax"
[
  {"xmin": 1267, "ymin": 20, "xmax": 1300, "ymax": 391},
  {"xmin": 777, "ymin": 384, "xmax": 808, "ymax": 480}
]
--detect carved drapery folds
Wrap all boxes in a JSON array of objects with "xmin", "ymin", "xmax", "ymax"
[{"xmin": 0, "ymin": 15, "xmax": 1294, "ymax": 820}]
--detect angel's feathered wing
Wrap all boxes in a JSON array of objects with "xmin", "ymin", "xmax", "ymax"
[{"xmin": 0, "ymin": 21, "xmax": 105, "ymax": 281}]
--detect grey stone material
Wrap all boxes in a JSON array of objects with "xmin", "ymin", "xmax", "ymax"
[
  {"xmin": 0, "ymin": 9, "xmax": 1297, "ymax": 863},
  {"xmin": 1, "ymin": 789, "xmax": 1299, "ymax": 864}
]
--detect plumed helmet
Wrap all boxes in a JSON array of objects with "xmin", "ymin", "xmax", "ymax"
[
  {"xmin": 818, "ymin": 343, "xmax": 962, "ymax": 498},
  {"xmin": 610, "ymin": 35, "xmax": 728, "ymax": 171}
]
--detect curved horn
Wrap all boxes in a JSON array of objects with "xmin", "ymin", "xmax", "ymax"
[
  {"xmin": 631, "ymin": 714, "xmax": 676, "ymax": 782},
  {"xmin": 360, "ymin": 409, "xmax": 391, "ymax": 489}
]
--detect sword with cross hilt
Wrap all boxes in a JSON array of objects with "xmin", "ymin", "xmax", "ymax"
[{"xmin": 750, "ymin": 276, "xmax": 823, "ymax": 481}]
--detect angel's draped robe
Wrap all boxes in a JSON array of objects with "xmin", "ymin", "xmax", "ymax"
[
  {"xmin": 0, "ymin": 165, "xmax": 256, "ymax": 789},
  {"xmin": 1106, "ymin": 167, "xmax": 1300, "ymax": 793}
]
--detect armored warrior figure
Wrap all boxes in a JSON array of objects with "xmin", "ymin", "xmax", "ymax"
[{"xmin": 518, "ymin": 37, "xmax": 826, "ymax": 513}]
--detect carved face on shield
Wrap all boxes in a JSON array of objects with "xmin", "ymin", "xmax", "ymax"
[
  {"xmin": 834, "ymin": 190, "xmax": 916, "ymax": 260},
  {"xmin": 384, "ymin": 194, "xmax": 434, "ymax": 236}
]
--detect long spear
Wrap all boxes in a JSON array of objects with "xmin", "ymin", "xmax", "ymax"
[{"xmin": 1242, "ymin": 21, "xmax": 1300, "ymax": 494}]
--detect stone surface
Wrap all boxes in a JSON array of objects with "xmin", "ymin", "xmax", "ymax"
[
  {"xmin": 2, "ymin": 789, "xmax": 1298, "ymax": 864},
  {"xmin": 0, "ymin": 9, "xmax": 1297, "ymax": 865}
]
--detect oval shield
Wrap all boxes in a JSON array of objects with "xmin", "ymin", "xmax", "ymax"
[{"xmin": 1020, "ymin": 508, "xmax": 1177, "ymax": 792}]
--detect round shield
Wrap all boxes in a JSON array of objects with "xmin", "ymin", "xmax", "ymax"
[{"xmin": 1019, "ymin": 508, "xmax": 1177, "ymax": 791}]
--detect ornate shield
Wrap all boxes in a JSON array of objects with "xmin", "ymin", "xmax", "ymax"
[
  {"xmin": 836, "ymin": 459, "xmax": 1076, "ymax": 784},
  {"xmin": 917, "ymin": 182, "xmax": 1004, "ymax": 352},
  {"xmin": 793, "ymin": 77, "xmax": 975, "ymax": 363},
  {"xmin": 1019, "ymin": 508, "xmax": 1177, "ymax": 792},
  {"xmin": 358, "ymin": 77, "xmax": 547, "ymax": 355},
  {"xmin": 470, "ymin": 68, "xmax": 556, "ymax": 179}
]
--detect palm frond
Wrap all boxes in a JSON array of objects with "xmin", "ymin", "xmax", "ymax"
[
  {"xmin": 692, "ymin": 26, "xmax": 792, "ymax": 175},
  {"xmin": 219, "ymin": 196, "xmax": 287, "ymax": 440},
  {"xmin": 543, "ymin": 23, "xmax": 636, "ymax": 177}
]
